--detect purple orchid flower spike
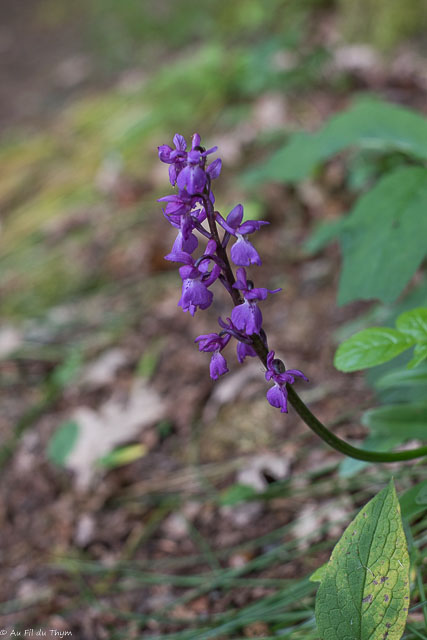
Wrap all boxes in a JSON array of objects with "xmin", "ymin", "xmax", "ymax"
[
  {"xmin": 231, "ymin": 267, "xmax": 281, "ymax": 335},
  {"xmin": 159, "ymin": 135, "xmax": 303, "ymax": 412},
  {"xmin": 157, "ymin": 133, "xmax": 427, "ymax": 465},
  {"xmin": 265, "ymin": 351, "xmax": 308, "ymax": 413}
]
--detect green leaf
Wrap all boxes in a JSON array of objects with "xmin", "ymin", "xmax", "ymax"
[
  {"xmin": 303, "ymin": 218, "xmax": 345, "ymax": 254},
  {"xmin": 334, "ymin": 328, "xmax": 415, "ymax": 372},
  {"xmin": 361, "ymin": 402, "xmax": 427, "ymax": 440},
  {"xmin": 310, "ymin": 562, "xmax": 328, "ymax": 583},
  {"xmin": 399, "ymin": 480, "xmax": 427, "ymax": 520},
  {"xmin": 396, "ymin": 307, "xmax": 427, "ymax": 343},
  {"xmin": 97, "ymin": 443, "xmax": 147, "ymax": 468},
  {"xmin": 338, "ymin": 167, "xmax": 427, "ymax": 305},
  {"xmin": 407, "ymin": 343, "xmax": 427, "ymax": 369},
  {"xmin": 376, "ymin": 364, "xmax": 427, "ymax": 390},
  {"xmin": 219, "ymin": 483, "xmax": 258, "ymax": 506},
  {"xmin": 340, "ymin": 400, "xmax": 427, "ymax": 478},
  {"xmin": 136, "ymin": 342, "xmax": 163, "ymax": 379},
  {"xmin": 315, "ymin": 481, "xmax": 410, "ymax": 640},
  {"xmin": 243, "ymin": 96, "xmax": 427, "ymax": 185},
  {"xmin": 50, "ymin": 349, "xmax": 83, "ymax": 390},
  {"xmin": 46, "ymin": 420, "xmax": 79, "ymax": 466},
  {"xmin": 339, "ymin": 434, "xmax": 401, "ymax": 478}
]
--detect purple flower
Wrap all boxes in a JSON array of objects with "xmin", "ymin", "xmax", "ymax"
[
  {"xmin": 179, "ymin": 277, "xmax": 213, "ymax": 316},
  {"xmin": 177, "ymin": 150, "xmax": 207, "ymax": 194},
  {"xmin": 266, "ymin": 384, "xmax": 289, "ymax": 413},
  {"xmin": 171, "ymin": 227, "xmax": 198, "ymax": 254},
  {"xmin": 265, "ymin": 350, "xmax": 308, "ymax": 413},
  {"xmin": 170, "ymin": 211, "xmax": 199, "ymax": 254},
  {"xmin": 231, "ymin": 300, "xmax": 263, "ymax": 335},
  {"xmin": 195, "ymin": 331, "xmax": 231, "ymax": 381},
  {"xmin": 159, "ymin": 133, "xmax": 220, "ymax": 195},
  {"xmin": 195, "ymin": 332, "xmax": 231, "ymax": 352},
  {"xmin": 231, "ymin": 268, "xmax": 280, "ymax": 335},
  {"xmin": 158, "ymin": 134, "xmax": 188, "ymax": 187},
  {"xmin": 233, "ymin": 267, "xmax": 281, "ymax": 301},
  {"xmin": 236, "ymin": 341, "xmax": 257, "ymax": 363},
  {"xmin": 217, "ymin": 205, "xmax": 268, "ymax": 267},
  {"xmin": 157, "ymin": 133, "xmax": 187, "ymax": 163},
  {"xmin": 158, "ymin": 192, "xmax": 200, "ymax": 224},
  {"xmin": 209, "ymin": 352, "xmax": 229, "ymax": 380},
  {"xmin": 231, "ymin": 235, "xmax": 262, "ymax": 267},
  {"xmin": 207, "ymin": 158, "xmax": 222, "ymax": 180},
  {"xmin": 165, "ymin": 246, "xmax": 220, "ymax": 316}
]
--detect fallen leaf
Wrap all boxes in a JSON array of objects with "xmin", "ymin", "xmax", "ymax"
[
  {"xmin": 0, "ymin": 326, "xmax": 22, "ymax": 358},
  {"xmin": 65, "ymin": 380, "xmax": 165, "ymax": 488},
  {"xmin": 81, "ymin": 348, "xmax": 128, "ymax": 388},
  {"xmin": 237, "ymin": 452, "xmax": 291, "ymax": 492}
]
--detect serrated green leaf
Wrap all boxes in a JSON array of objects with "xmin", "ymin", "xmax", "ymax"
[
  {"xmin": 361, "ymin": 402, "xmax": 427, "ymax": 439},
  {"xmin": 243, "ymin": 97, "xmax": 427, "ymax": 185},
  {"xmin": 315, "ymin": 481, "xmax": 410, "ymax": 640},
  {"xmin": 47, "ymin": 420, "xmax": 79, "ymax": 466},
  {"xmin": 396, "ymin": 307, "xmax": 427, "ymax": 342},
  {"xmin": 335, "ymin": 328, "xmax": 415, "ymax": 372},
  {"xmin": 376, "ymin": 364, "xmax": 427, "ymax": 390},
  {"xmin": 338, "ymin": 167, "xmax": 427, "ymax": 305}
]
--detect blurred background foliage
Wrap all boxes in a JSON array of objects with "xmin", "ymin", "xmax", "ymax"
[
  {"xmin": 3, "ymin": 0, "xmax": 426, "ymax": 324},
  {"xmin": 338, "ymin": 0, "xmax": 427, "ymax": 51},
  {"xmin": 2, "ymin": 0, "xmax": 333, "ymax": 321}
]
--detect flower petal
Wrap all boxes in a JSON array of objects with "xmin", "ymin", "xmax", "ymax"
[
  {"xmin": 237, "ymin": 341, "xmax": 257, "ymax": 363},
  {"xmin": 226, "ymin": 204, "xmax": 244, "ymax": 229},
  {"xmin": 207, "ymin": 158, "xmax": 222, "ymax": 180},
  {"xmin": 238, "ymin": 220, "xmax": 269, "ymax": 235},
  {"xmin": 231, "ymin": 301, "xmax": 262, "ymax": 335},
  {"xmin": 209, "ymin": 352, "xmax": 229, "ymax": 380},
  {"xmin": 158, "ymin": 144, "xmax": 173, "ymax": 163},
  {"xmin": 266, "ymin": 384, "xmax": 288, "ymax": 413},
  {"xmin": 230, "ymin": 236, "xmax": 262, "ymax": 266},
  {"xmin": 173, "ymin": 134, "xmax": 187, "ymax": 151}
]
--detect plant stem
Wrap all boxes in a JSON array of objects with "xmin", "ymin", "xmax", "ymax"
[
  {"xmin": 287, "ymin": 386, "xmax": 427, "ymax": 462},
  {"xmin": 252, "ymin": 330, "xmax": 427, "ymax": 461},
  {"xmin": 204, "ymin": 196, "xmax": 427, "ymax": 464}
]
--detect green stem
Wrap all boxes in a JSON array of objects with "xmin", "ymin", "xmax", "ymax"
[
  {"xmin": 203, "ymin": 197, "xmax": 427, "ymax": 464},
  {"xmin": 251, "ymin": 325, "xmax": 427, "ymax": 463},
  {"xmin": 287, "ymin": 385, "xmax": 427, "ymax": 463}
]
